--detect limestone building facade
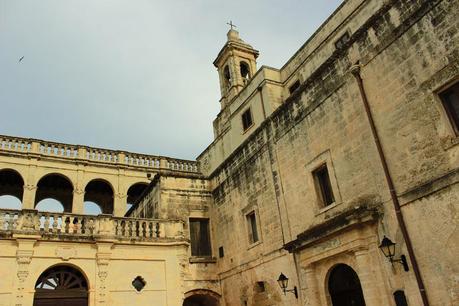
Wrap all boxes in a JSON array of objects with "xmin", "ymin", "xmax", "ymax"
[{"xmin": 0, "ymin": 0, "xmax": 458, "ymax": 305}]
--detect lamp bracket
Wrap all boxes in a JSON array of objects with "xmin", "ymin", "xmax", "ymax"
[
  {"xmin": 390, "ymin": 254, "xmax": 409, "ymax": 272},
  {"xmin": 283, "ymin": 286, "xmax": 298, "ymax": 299}
]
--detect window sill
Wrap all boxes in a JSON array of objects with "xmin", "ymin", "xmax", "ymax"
[
  {"xmin": 316, "ymin": 202, "xmax": 339, "ymax": 215},
  {"xmin": 242, "ymin": 123, "xmax": 254, "ymax": 135},
  {"xmin": 189, "ymin": 256, "xmax": 217, "ymax": 264},
  {"xmin": 247, "ymin": 240, "xmax": 262, "ymax": 250}
]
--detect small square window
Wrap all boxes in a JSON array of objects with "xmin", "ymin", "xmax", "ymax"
[
  {"xmin": 289, "ymin": 80, "xmax": 300, "ymax": 94},
  {"xmin": 132, "ymin": 276, "xmax": 146, "ymax": 292},
  {"xmin": 335, "ymin": 32, "xmax": 350, "ymax": 49},
  {"xmin": 246, "ymin": 211, "xmax": 259, "ymax": 244},
  {"xmin": 219, "ymin": 246, "xmax": 224, "ymax": 258},
  {"xmin": 242, "ymin": 108, "xmax": 254, "ymax": 131},
  {"xmin": 256, "ymin": 281, "xmax": 266, "ymax": 293},
  {"xmin": 313, "ymin": 164, "xmax": 335, "ymax": 207},
  {"xmin": 439, "ymin": 81, "xmax": 459, "ymax": 135}
]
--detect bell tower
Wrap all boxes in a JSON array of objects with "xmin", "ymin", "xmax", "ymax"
[{"xmin": 213, "ymin": 26, "xmax": 259, "ymax": 108}]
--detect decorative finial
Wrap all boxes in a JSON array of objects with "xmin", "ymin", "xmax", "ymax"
[{"xmin": 227, "ymin": 21, "xmax": 237, "ymax": 30}]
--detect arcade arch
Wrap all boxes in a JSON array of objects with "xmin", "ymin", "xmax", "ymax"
[
  {"xmin": 0, "ymin": 169, "xmax": 24, "ymax": 209},
  {"xmin": 84, "ymin": 179, "xmax": 114, "ymax": 214},
  {"xmin": 35, "ymin": 174, "xmax": 73, "ymax": 212},
  {"xmin": 126, "ymin": 182, "xmax": 149, "ymax": 210}
]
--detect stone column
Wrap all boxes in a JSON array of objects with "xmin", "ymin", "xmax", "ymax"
[
  {"xmin": 72, "ymin": 189, "xmax": 85, "ymax": 214},
  {"xmin": 113, "ymin": 193, "xmax": 126, "ymax": 217},
  {"xmin": 23, "ymin": 162, "xmax": 38, "ymax": 210},
  {"xmin": 22, "ymin": 185, "xmax": 36, "ymax": 210},
  {"xmin": 355, "ymin": 248, "xmax": 384, "ymax": 306},
  {"xmin": 304, "ymin": 266, "xmax": 320, "ymax": 306}
]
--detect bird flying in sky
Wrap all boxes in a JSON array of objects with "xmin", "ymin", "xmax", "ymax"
[{"xmin": 19, "ymin": 56, "xmax": 24, "ymax": 62}]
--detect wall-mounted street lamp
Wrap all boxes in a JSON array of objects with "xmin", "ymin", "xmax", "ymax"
[
  {"xmin": 277, "ymin": 273, "xmax": 298, "ymax": 299},
  {"xmin": 378, "ymin": 236, "xmax": 409, "ymax": 272}
]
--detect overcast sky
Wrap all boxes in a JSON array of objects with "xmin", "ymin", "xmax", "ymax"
[{"xmin": 0, "ymin": 0, "xmax": 343, "ymax": 160}]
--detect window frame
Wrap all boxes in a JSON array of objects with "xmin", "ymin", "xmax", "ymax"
[
  {"xmin": 438, "ymin": 80, "xmax": 459, "ymax": 136},
  {"xmin": 312, "ymin": 163, "xmax": 336, "ymax": 207},
  {"xmin": 241, "ymin": 108, "xmax": 254, "ymax": 132},
  {"xmin": 189, "ymin": 218, "xmax": 212, "ymax": 257},
  {"xmin": 246, "ymin": 210, "xmax": 260, "ymax": 245}
]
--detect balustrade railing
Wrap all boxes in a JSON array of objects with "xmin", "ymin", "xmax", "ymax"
[
  {"xmin": 0, "ymin": 134, "xmax": 200, "ymax": 173},
  {"xmin": 0, "ymin": 136, "xmax": 31, "ymax": 153},
  {"xmin": 0, "ymin": 209, "xmax": 185, "ymax": 241}
]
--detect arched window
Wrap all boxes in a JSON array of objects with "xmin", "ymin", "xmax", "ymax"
[
  {"xmin": 0, "ymin": 169, "xmax": 24, "ymax": 210},
  {"xmin": 35, "ymin": 174, "xmax": 73, "ymax": 212},
  {"xmin": 223, "ymin": 65, "xmax": 231, "ymax": 90},
  {"xmin": 328, "ymin": 264, "xmax": 366, "ymax": 306},
  {"xmin": 84, "ymin": 179, "xmax": 113, "ymax": 214},
  {"xmin": 240, "ymin": 61, "xmax": 250, "ymax": 83},
  {"xmin": 34, "ymin": 265, "xmax": 88, "ymax": 306}
]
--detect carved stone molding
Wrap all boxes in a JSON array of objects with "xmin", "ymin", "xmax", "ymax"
[
  {"xmin": 23, "ymin": 184, "xmax": 37, "ymax": 191},
  {"xmin": 55, "ymin": 247, "xmax": 77, "ymax": 261},
  {"xmin": 73, "ymin": 188, "xmax": 85, "ymax": 195}
]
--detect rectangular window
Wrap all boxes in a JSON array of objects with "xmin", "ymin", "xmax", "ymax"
[
  {"xmin": 246, "ymin": 211, "xmax": 259, "ymax": 244},
  {"xmin": 289, "ymin": 80, "xmax": 300, "ymax": 94},
  {"xmin": 189, "ymin": 218, "xmax": 211, "ymax": 257},
  {"xmin": 218, "ymin": 246, "xmax": 224, "ymax": 258},
  {"xmin": 439, "ymin": 81, "xmax": 459, "ymax": 135},
  {"xmin": 313, "ymin": 164, "xmax": 335, "ymax": 206},
  {"xmin": 242, "ymin": 108, "xmax": 254, "ymax": 131}
]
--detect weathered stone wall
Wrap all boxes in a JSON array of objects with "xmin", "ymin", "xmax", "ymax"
[{"xmin": 199, "ymin": 0, "xmax": 459, "ymax": 305}]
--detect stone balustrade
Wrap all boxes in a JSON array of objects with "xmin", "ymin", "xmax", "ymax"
[
  {"xmin": 0, "ymin": 208, "xmax": 185, "ymax": 241},
  {"xmin": 0, "ymin": 134, "xmax": 199, "ymax": 173}
]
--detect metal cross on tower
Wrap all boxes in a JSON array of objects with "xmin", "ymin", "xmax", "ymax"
[{"xmin": 227, "ymin": 21, "xmax": 237, "ymax": 30}]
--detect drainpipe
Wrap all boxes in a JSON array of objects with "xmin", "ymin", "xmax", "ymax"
[
  {"xmin": 257, "ymin": 85, "xmax": 286, "ymax": 245},
  {"xmin": 349, "ymin": 64, "xmax": 430, "ymax": 306}
]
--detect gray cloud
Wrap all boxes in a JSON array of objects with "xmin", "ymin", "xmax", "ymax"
[{"xmin": 0, "ymin": 0, "xmax": 343, "ymax": 160}]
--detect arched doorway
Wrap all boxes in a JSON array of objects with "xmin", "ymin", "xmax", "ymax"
[
  {"xmin": 34, "ymin": 265, "xmax": 88, "ymax": 306},
  {"xmin": 183, "ymin": 289, "xmax": 220, "ymax": 306},
  {"xmin": 328, "ymin": 264, "xmax": 366, "ymax": 306}
]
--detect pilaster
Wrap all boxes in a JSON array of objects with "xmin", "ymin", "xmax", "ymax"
[
  {"xmin": 355, "ymin": 247, "xmax": 385, "ymax": 306},
  {"xmin": 96, "ymin": 242, "xmax": 113, "ymax": 305},
  {"xmin": 303, "ymin": 265, "xmax": 320, "ymax": 306},
  {"xmin": 14, "ymin": 237, "xmax": 38, "ymax": 306}
]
